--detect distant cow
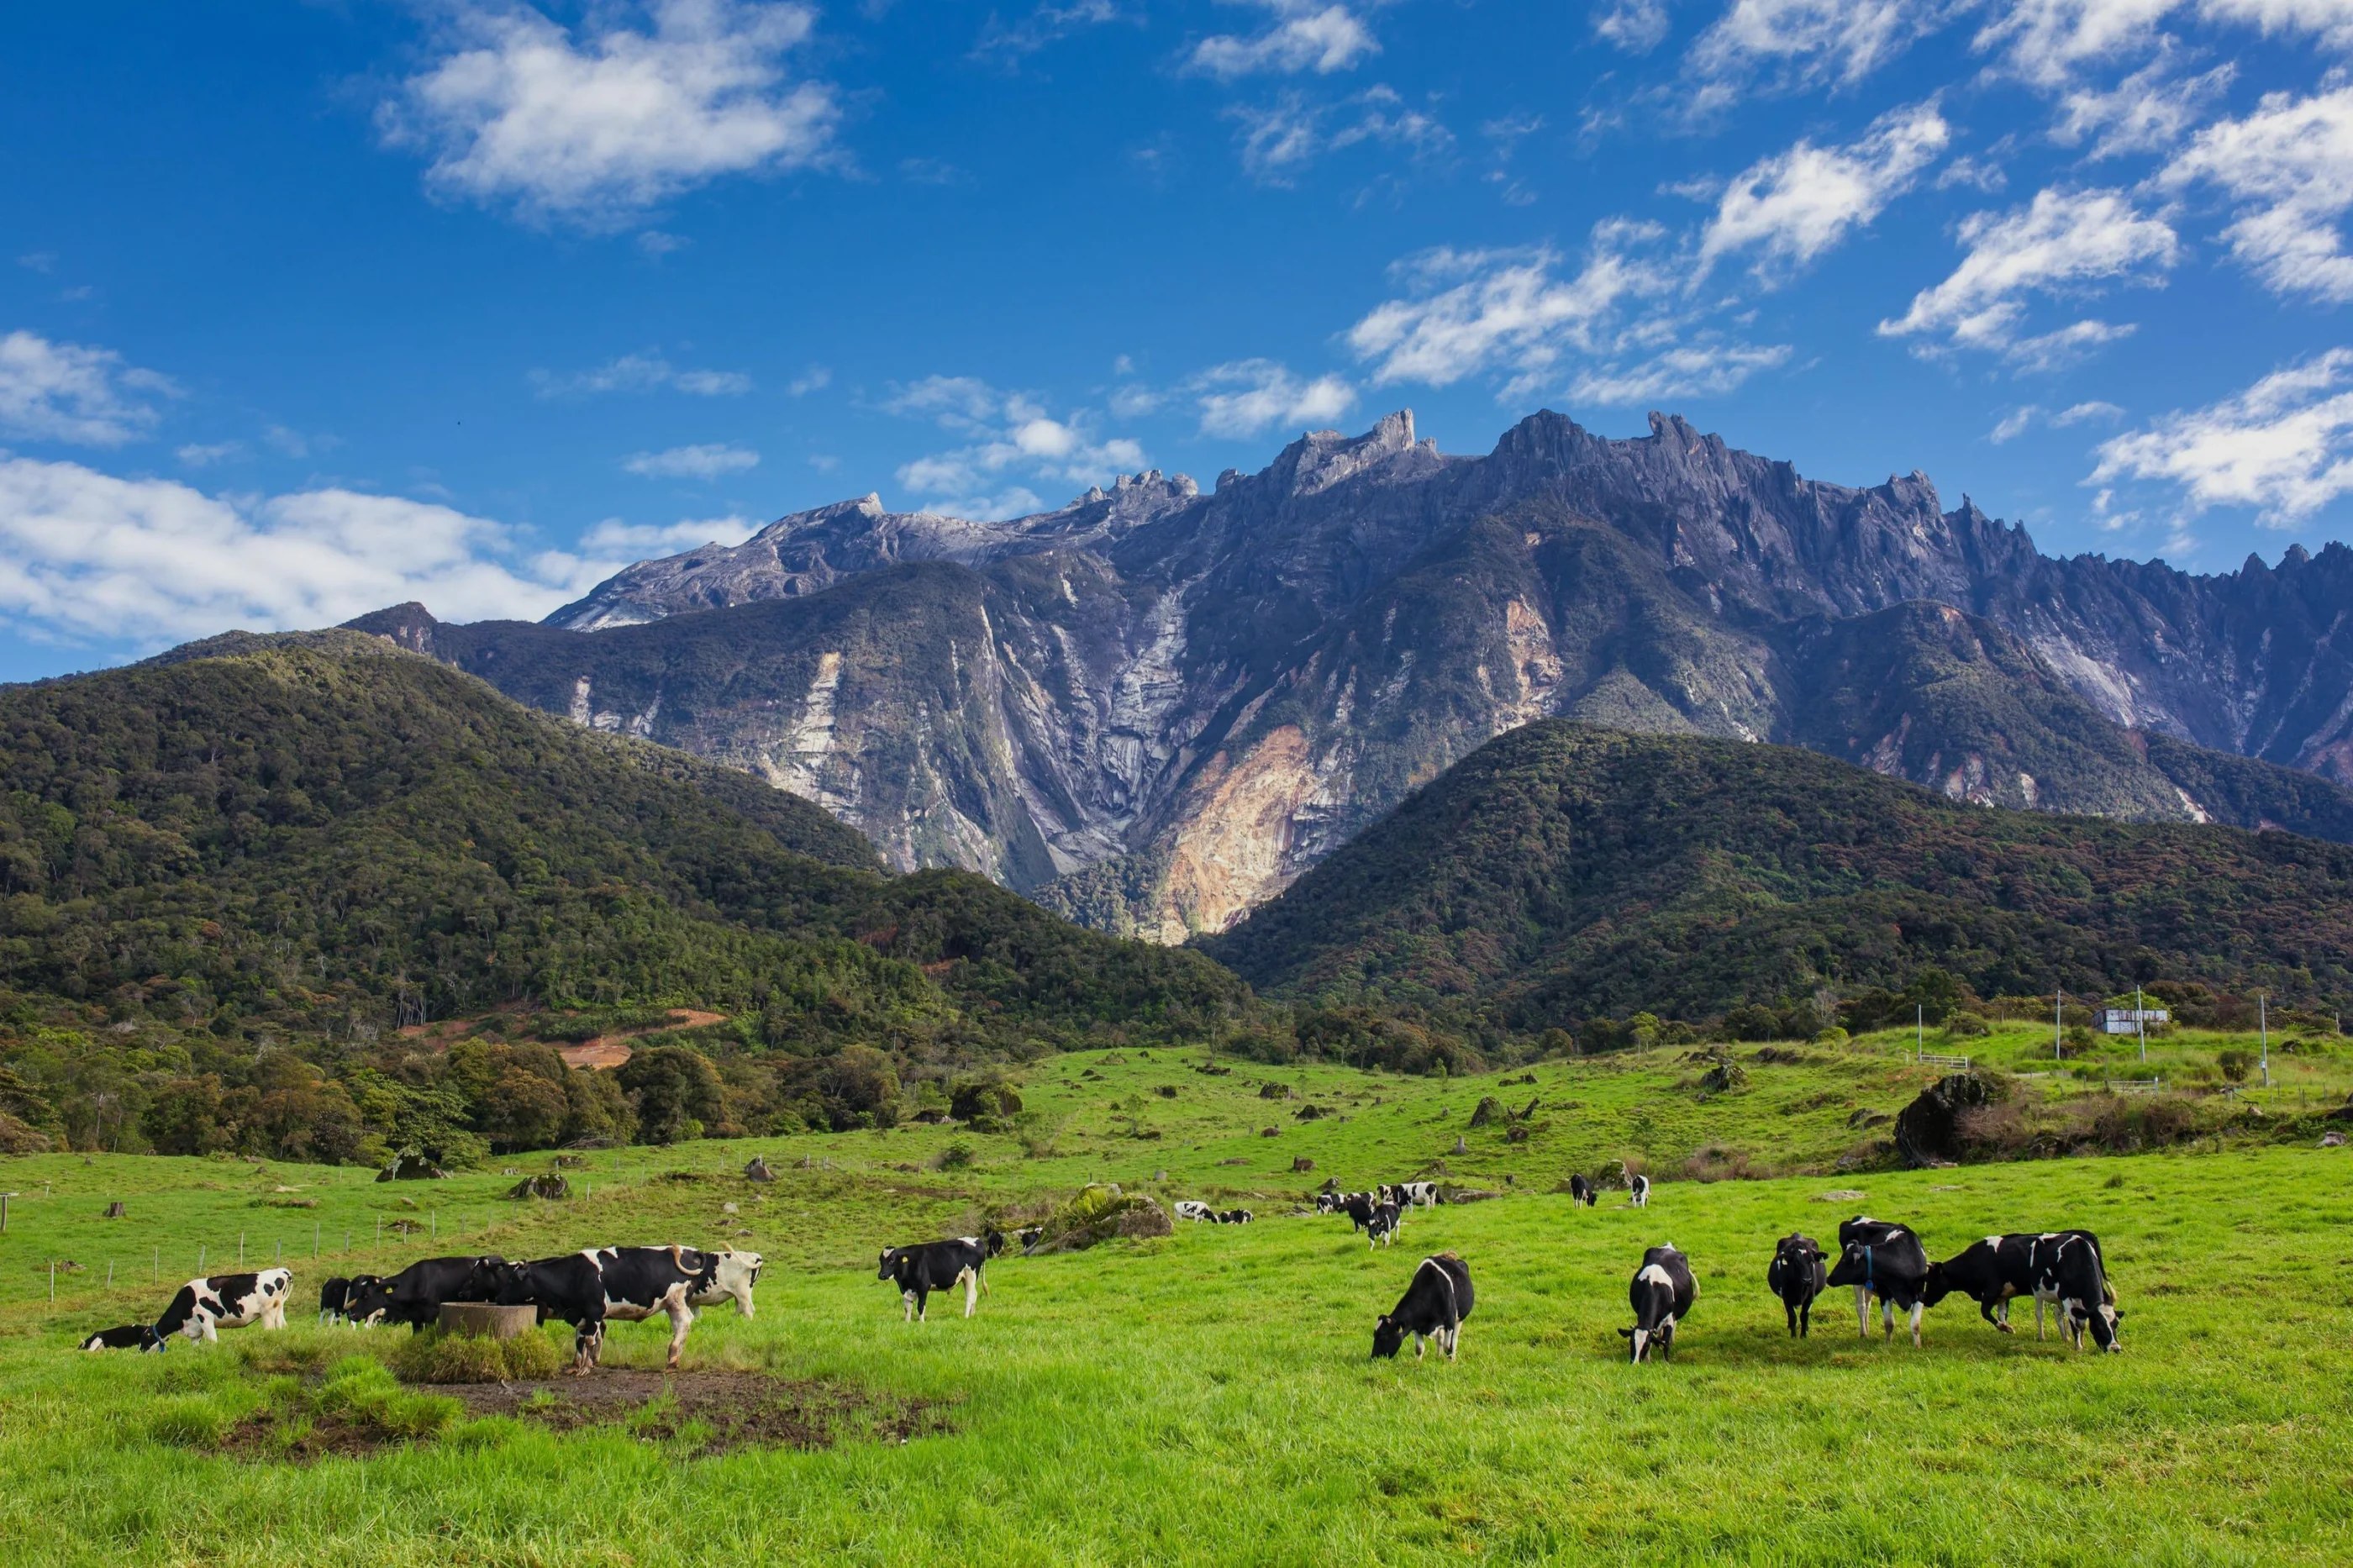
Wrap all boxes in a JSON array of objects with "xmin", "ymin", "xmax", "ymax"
[
  {"xmin": 1826, "ymin": 1217, "xmax": 1932, "ymax": 1345},
  {"xmin": 1176, "ymin": 1201, "xmax": 1214, "ymax": 1223},
  {"xmin": 1628, "ymin": 1174, "xmax": 1651, "ymax": 1208},
  {"xmin": 878, "ymin": 1235, "xmax": 994, "ymax": 1323},
  {"xmin": 1372, "ymin": 1254, "xmax": 1475, "ymax": 1361},
  {"xmin": 344, "ymin": 1255, "xmax": 507, "ymax": 1333},
  {"xmin": 1569, "ymin": 1175, "xmax": 1598, "ymax": 1208},
  {"xmin": 686, "ymin": 1249, "xmax": 764, "ymax": 1318},
  {"xmin": 1313, "ymin": 1192, "xmax": 1342, "ymax": 1214},
  {"xmin": 1211, "ymin": 1208, "xmax": 1254, "ymax": 1224},
  {"xmin": 1366, "ymin": 1201, "xmax": 1401, "ymax": 1248},
  {"xmin": 80, "ymin": 1324, "xmax": 165, "ymax": 1352},
  {"xmin": 1337, "ymin": 1192, "xmax": 1379, "ymax": 1233},
  {"xmin": 1620, "ymin": 1244, "xmax": 1697, "ymax": 1362},
  {"xmin": 1766, "ymin": 1234, "xmax": 1829, "ymax": 1338},
  {"xmin": 1381, "ymin": 1181, "xmax": 1440, "ymax": 1209},
  {"xmin": 494, "ymin": 1245, "xmax": 720, "ymax": 1373},
  {"xmin": 154, "ymin": 1268, "xmax": 292, "ymax": 1344},
  {"xmin": 1924, "ymin": 1232, "xmax": 2120, "ymax": 1351}
]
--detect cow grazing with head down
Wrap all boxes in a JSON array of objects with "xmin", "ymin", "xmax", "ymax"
[
  {"xmin": 1924, "ymin": 1232, "xmax": 2120, "ymax": 1351},
  {"xmin": 1621, "ymin": 1245, "xmax": 1696, "ymax": 1362},
  {"xmin": 686, "ymin": 1249, "xmax": 764, "ymax": 1318},
  {"xmin": 1627, "ymin": 1174, "xmax": 1651, "ymax": 1208},
  {"xmin": 343, "ymin": 1256, "xmax": 507, "ymax": 1333},
  {"xmin": 494, "ymin": 1245, "xmax": 719, "ymax": 1373},
  {"xmin": 1766, "ymin": 1234, "xmax": 1828, "ymax": 1338},
  {"xmin": 1568, "ymin": 1175, "xmax": 1598, "ymax": 1208},
  {"xmin": 1211, "ymin": 1208, "xmax": 1253, "ymax": 1224},
  {"xmin": 1372, "ymin": 1254, "xmax": 1475, "ymax": 1361},
  {"xmin": 1825, "ymin": 1217, "xmax": 1932, "ymax": 1345},
  {"xmin": 1380, "ymin": 1181, "xmax": 1440, "ymax": 1209},
  {"xmin": 878, "ymin": 1234, "xmax": 997, "ymax": 1323},
  {"xmin": 318, "ymin": 1276, "xmax": 353, "ymax": 1325},
  {"xmin": 1175, "ymin": 1201, "xmax": 1214, "ymax": 1223},
  {"xmin": 1335, "ymin": 1192, "xmax": 1379, "ymax": 1232},
  {"xmin": 154, "ymin": 1268, "xmax": 292, "ymax": 1344},
  {"xmin": 80, "ymin": 1324, "xmax": 166, "ymax": 1353},
  {"xmin": 1366, "ymin": 1201, "xmax": 1401, "ymax": 1248}
]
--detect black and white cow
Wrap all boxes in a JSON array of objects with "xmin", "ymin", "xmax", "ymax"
[
  {"xmin": 1337, "ymin": 1192, "xmax": 1380, "ymax": 1233},
  {"xmin": 1381, "ymin": 1181, "xmax": 1440, "ymax": 1209},
  {"xmin": 1825, "ymin": 1217, "xmax": 1933, "ymax": 1346},
  {"xmin": 494, "ymin": 1245, "xmax": 720, "ymax": 1373},
  {"xmin": 343, "ymin": 1255, "xmax": 507, "ymax": 1333},
  {"xmin": 1366, "ymin": 1201, "xmax": 1401, "ymax": 1248},
  {"xmin": 1924, "ymin": 1232, "xmax": 2120, "ymax": 1351},
  {"xmin": 318, "ymin": 1276, "xmax": 352, "ymax": 1325},
  {"xmin": 1628, "ymin": 1174, "xmax": 1651, "ymax": 1208},
  {"xmin": 1371, "ymin": 1253, "xmax": 1475, "ymax": 1361},
  {"xmin": 685, "ymin": 1249, "xmax": 765, "ymax": 1318},
  {"xmin": 80, "ymin": 1323, "xmax": 166, "ymax": 1352},
  {"xmin": 1211, "ymin": 1208, "xmax": 1254, "ymax": 1224},
  {"xmin": 1568, "ymin": 1175, "xmax": 1598, "ymax": 1208},
  {"xmin": 1766, "ymin": 1234, "xmax": 1829, "ymax": 1338},
  {"xmin": 877, "ymin": 1235, "xmax": 994, "ymax": 1323},
  {"xmin": 1175, "ymin": 1201, "xmax": 1215, "ymax": 1223},
  {"xmin": 1313, "ymin": 1192, "xmax": 1342, "ymax": 1214},
  {"xmin": 1620, "ymin": 1245, "xmax": 1697, "ymax": 1362},
  {"xmin": 329, "ymin": 1274, "xmax": 381, "ymax": 1326},
  {"xmin": 153, "ymin": 1268, "xmax": 292, "ymax": 1344}
]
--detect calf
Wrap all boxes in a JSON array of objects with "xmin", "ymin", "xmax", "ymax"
[
  {"xmin": 1381, "ymin": 1181, "xmax": 1440, "ymax": 1209},
  {"xmin": 1825, "ymin": 1217, "xmax": 1932, "ymax": 1345},
  {"xmin": 153, "ymin": 1268, "xmax": 292, "ymax": 1344},
  {"xmin": 1620, "ymin": 1245, "xmax": 1697, "ymax": 1362},
  {"xmin": 686, "ymin": 1249, "xmax": 764, "ymax": 1318},
  {"xmin": 1366, "ymin": 1201, "xmax": 1401, "ymax": 1248},
  {"xmin": 344, "ymin": 1255, "xmax": 507, "ymax": 1333},
  {"xmin": 1924, "ymin": 1232, "xmax": 2120, "ymax": 1351},
  {"xmin": 1211, "ymin": 1208, "xmax": 1254, "ymax": 1224},
  {"xmin": 495, "ymin": 1244, "xmax": 719, "ymax": 1373},
  {"xmin": 1628, "ymin": 1174, "xmax": 1651, "ymax": 1208},
  {"xmin": 878, "ymin": 1235, "xmax": 993, "ymax": 1323},
  {"xmin": 1371, "ymin": 1253, "xmax": 1475, "ymax": 1361},
  {"xmin": 1569, "ymin": 1175, "xmax": 1598, "ymax": 1208},
  {"xmin": 80, "ymin": 1324, "xmax": 166, "ymax": 1353},
  {"xmin": 1176, "ymin": 1201, "xmax": 1214, "ymax": 1223},
  {"xmin": 1766, "ymin": 1234, "xmax": 1828, "ymax": 1338}
]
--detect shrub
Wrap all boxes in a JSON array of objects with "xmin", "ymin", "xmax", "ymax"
[
  {"xmin": 1945, "ymin": 1012, "xmax": 1991, "ymax": 1039},
  {"xmin": 934, "ymin": 1140, "xmax": 976, "ymax": 1171},
  {"xmin": 389, "ymin": 1329, "xmax": 567, "ymax": 1386},
  {"xmin": 1810, "ymin": 1027, "xmax": 1850, "ymax": 1047},
  {"xmin": 2217, "ymin": 1049, "xmax": 2252, "ymax": 1083}
]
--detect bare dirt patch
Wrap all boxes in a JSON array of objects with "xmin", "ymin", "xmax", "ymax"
[
  {"xmin": 218, "ymin": 1411, "xmax": 404, "ymax": 1465},
  {"xmin": 447, "ymin": 1370, "xmax": 954, "ymax": 1455}
]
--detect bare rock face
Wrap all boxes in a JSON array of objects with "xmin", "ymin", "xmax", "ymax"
[
  {"xmin": 344, "ymin": 408, "xmax": 2353, "ymax": 939},
  {"xmin": 1893, "ymin": 1074, "xmax": 1999, "ymax": 1167}
]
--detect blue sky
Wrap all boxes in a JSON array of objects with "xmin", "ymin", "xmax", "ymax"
[{"xmin": 4, "ymin": 0, "xmax": 2351, "ymax": 681}]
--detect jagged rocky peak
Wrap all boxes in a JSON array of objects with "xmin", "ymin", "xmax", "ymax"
[{"xmin": 1264, "ymin": 408, "xmax": 1442, "ymax": 497}]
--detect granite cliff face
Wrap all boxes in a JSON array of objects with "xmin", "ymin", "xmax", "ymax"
[{"xmin": 347, "ymin": 408, "xmax": 2353, "ymax": 939}]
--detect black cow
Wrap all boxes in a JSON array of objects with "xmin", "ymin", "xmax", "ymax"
[
  {"xmin": 1825, "ymin": 1217, "xmax": 1932, "ymax": 1345},
  {"xmin": 80, "ymin": 1324, "xmax": 166, "ymax": 1352},
  {"xmin": 1371, "ymin": 1253, "xmax": 1475, "ymax": 1361},
  {"xmin": 1569, "ymin": 1175, "xmax": 1598, "ymax": 1208},
  {"xmin": 1766, "ymin": 1234, "xmax": 1828, "ymax": 1338},
  {"xmin": 1211, "ymin": 1208, "xmax": 1254, "ymax": 1224},
  {"xmin": 494, "ymin": 1245, "xmax": 720, "ymax": 1372},
  {"xmin": 344, "ymin": 1255, "xmax": 507, "ymax": 1333},
  {"xmin": 1366, "ymin": 1201, "xmax": 1401, "ymax": 1248},
  {"xmin": 154, "ymin": 1268, "xmax": 292, "ymax": 1343},
  {"xmin": 1620, "ymin": 1244, "xmax": 1697, "ymax": 1362},
  {"xmin": 1337, "ymin": 1192, "xmax": 1379, "ymax": 1232},
  {"xmin": 1924, "ymin": 1232, "xmax": 2121, "ymax": 1351},
  {"xmin": 878, "ymin": 1235, "xmax": 994, "ymax": 1323},
  {"xmin": 318, "ymin": 1276, "xmax": 352, "ymax": 1325}
]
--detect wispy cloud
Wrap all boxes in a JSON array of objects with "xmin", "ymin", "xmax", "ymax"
[
  {"xmin": 972, "ymin": 0, "xmax": 1127, "ymax": 61},
  {"xmin": 1686, "ymin": 0, "xmax": 1960, "ymax": 112},
  {"xmin": 1593, "ymin": 0, "xmax": 1672, "ymax": 54},
  {"xmin": 2092, "ymin": 350, "xmax": 2353, "ymax": 521},
  {"xmin": 1187, "ymin": 3, "xmax": 1379, "ymax": 79},
  {"xmin": 621, "ymin": 443, "xmax": 761, "ymax": 479},
  {"xmin": 1570, "ymin": 341, "xmax": 1793, "ymax": 405},
  {"xmin": 883, "ymin": 376, "xmax": 1145, "ymax": 518},
  {"xmin": 1696, "ymin": 99, "xmax": 1950, "ymax": 284},
  {"xmin": 1187, "ymin": 360, "xmax": 1357, "ymax": 437},
  {"xmin": 0, "ymin": 329, "xmax": 178, "ymax": 447},
  {"xmin": 1231, "ymin": 86, "xmax": 1450, "ymax": 184},
  {"xmin": 2162, "ymin": 83, "xmax": 2353, "ymax": 305},
  {"xmin": 529, "ymin": 352, "xmax": 754, "ymax": 397},
  {"xmin": 577, "ymin": 513, "xmax": 761, "ymax": 555}
]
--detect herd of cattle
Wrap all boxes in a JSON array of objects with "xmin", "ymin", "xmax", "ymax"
[{"xmin": 72, "ymin": 1177, "xmax": 2122, "ymax": 1374}]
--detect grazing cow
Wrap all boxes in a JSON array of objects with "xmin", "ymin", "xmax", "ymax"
[
  {"xmin": 1620, "ymin": 1245, "xmax": 1697, "ymax": 1362},
  {"xmin": 1825, "ymin": 1217, "xmax": 1932, "ymax": 1345},
  {"xmin": 1628, "ymin": 1174, "xmax": 1651, "ymax": 1208},
  {"xmin": 153, "ymin": 1268, "xmax": 292, "ymax": 1344},
  {"xmin": 1569, "ymin": 1175, "xmax": 1598, "ymax": 1208},
  {"xmin": 1924, "ymin": 1232, "xmax": 2120, "ymax": 1351},
  {"xmin": 1766, "ymin": 1234, "xmax": 1829, "ymax": 1338},
  {"xmin": 1011, "ymin": 1224, "xmax": 1045, "ymax": 1250},
  {"xmin": 80, "ymin": 1324, "xmax": 166, "ymax": 1352},
  {"xmin": 1381, "ymin": 1181, "xmax": 1440, "ymax": 1209},
  {"xmin": 1366, "ymin": 1201, "xmax": 1401, "ymax": 1248},
  {"xmin": 1337, "ymin": 1192, "xmax": 1380, "ymax": 1233},
  {"xmin": 343, "ymin": 1255, "xmax": 507, "ymax": 1333},
  {"xmin": 685, "ymin": 1249, "xmax": 765, "ymax": 1318},
  {"xmin": 1175, "ymin": 1201, "xmax": 1214, "ymax": 1223},
  {"xmin": 1313, "ymin": 1192, "xmax": 1342, "ymax": 1214},
  {"xmin": 877, "ymin": 1235, "xmax": 994, "ymax": 1323},
  {"xmin": 1371, "ymin": 1253, "xmax": 1476, "ymax": 1361},
  {"xmin": 1211, "ymin": 1208, "xmax": 1254, "ymax": 1224},
  {"xmin": 318, "ymin": 1276, "xmax": 352, "ymax": 1325},
  {"xmin": 494, "ymin": 1245, "xmax": 719, "ymax": 1373}
]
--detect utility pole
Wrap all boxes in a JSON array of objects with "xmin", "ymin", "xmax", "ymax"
[
  {"xmin": 2261, "ymin": 992, "xmax": 2271, "ymax": 1090},
  {"xmin": 2055, "ymin": 988, "xmax": 2064, "ymax": 1061},
  {"xmin": 1916, "ymin": 1005, "xmax": 1924, "ymax": 1062},
  {"xmin": 2137, "ymin": 984, "xmax": 2147, "ymax": 1065}
]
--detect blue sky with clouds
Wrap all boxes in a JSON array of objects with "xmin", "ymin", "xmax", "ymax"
[{"xmin": 3, "ymin": 0, "xmax": 2351, "ymax": 681}]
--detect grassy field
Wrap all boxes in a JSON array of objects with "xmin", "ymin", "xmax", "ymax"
[{"xmin": 2, "ymin": 1034, "xmax": 2349, "ymax": 1564}]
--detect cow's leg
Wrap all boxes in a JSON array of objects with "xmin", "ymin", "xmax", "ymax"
[
  {"xmin": 1853, "ymin": 1285, "xmax": 1871, "ymax": 1339},
  {"xmin": 1445, "ymin": 1323, "xmax": 1461, "ymax": 1361},
  {"xmin": 902, "ymin": 1288, "xmax": 919, "ymax": 1323},
  {"xmin": 202, "ymin": 1318, "xmax": 219, "ymax": 1345},
  {"xmin": 1413, "ymin": 1333, "xmax": 1425, "ymax": 1360},
  {"xmin": 665, "ymin": 1296, "xmax": 693, "ymax": 1370},
  {"xmin": 1785, "ymin": 1302, "xmax": 1798, "ymax": 1338},
  {"xmin": 1799, "ymin": 1298, "xmax": 1811, "ymax": 1338},
  {"xmin": 1908, "ymin": 1302, "xmax": 1924, "ymax": 1347},
  {"xmin": 1981, "ymin": 1299, "xmax": 2004, "ymax": 1332},
  {"xmin": 960, "ymin": 1268, "xmax": 978, "ymax": 1318},
  {"xmin": 2035, "ymin": 1297, "xmax": 2048, "ymax": 1341}
]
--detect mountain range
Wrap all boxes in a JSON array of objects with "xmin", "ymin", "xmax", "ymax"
[{"xmin": 345, "ymin": 408, "xmax": 2353, "ymax": 940}]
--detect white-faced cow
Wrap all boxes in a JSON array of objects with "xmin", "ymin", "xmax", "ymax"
[
  {"xmin": 878, "ymin": 1235, "xmax": 996, "ymax": 1323},
  {"xmin": 1381, "ymin": 1181, "xmax": 1440, "ymax": 1209},
  {"xmin": 494, "ymin": 1245, "xmax": 720, "ymax": 1373},
  {"xmin": 686, "ymin": 1249, "xmax": 765, "ymax": 1318},
  {"xmin": 1175, "ymin": 1201, "xmax": 1215, "ymax": 1223},
  {"xmin": 154, "ymin": 1268, "xmax": 292, "ymax": 1344},
  {"xmin": 317, "ymin": 1276, "xmax": 353, "ymax": 1325},
  {"xmin": 1620, "ymin": 1245, "xmax": 1696, "ymax": 1362},
  {"xmin": 1628, "ymin": 1174, "xmax": 1651, "ymax": 1208},
  {"xmin": 1372, "ymin": 1253, "xmax": 1475, "ymax": 1361},
  {"xmin": 1335, "ymin": 1192, "xmax": 1380, "ymax": 1233},
  {"xmin": 344, "ymin": 1255, "xmax": 507, "ymax": 1333},
  {"xmin": 80, "ymin": 1324, "xmax": 166, "ymax": 1352},
  {"xmin": 1366, "ymin": 1201, "xmax": 1402, "ymax": 1248},
  {"xmin": 1825, "ymin": 1217, "xmax": 1932, "ymax": 1345},
  {"xmin": 1766, "ymin": 1234, "xmax": 1829, "ymax": 1338},
  {"xmin": 1313, "ymin": 1192, "xmax": 1342, "ymax": 1215},
  {"xmin": 1924, "ymin": 1232, "xmax": 2120, "ymax": 1351},
  {"xmin": 1211, "ymin": 1208, "xmax": 1254, "ymax": 1224},
  {"xmin": 1568, "ymin": 1175, "xmax": 1598, "ymax": 1208}
]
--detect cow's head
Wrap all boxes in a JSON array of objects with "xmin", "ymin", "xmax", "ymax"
[
  {"xmin": 1371, "ymin": 1313, "xmax": 1408, "ymax": 1360},
  {"xmin": 982, "ymin": 1228, "xmax": 1007, "ymax": 1259},
  {"xmin": 2086, "ymin": 1302, "xmax": 2124, "ymax": 1352},
  {"xmin": 1919, "ymin": 1261, "xmax": 1955, "ymax": 1307},
  {"xmin": 1824, "ymin": 1242, "xmax": 1873, "ymax": 1291},
  {"xmin": 1771, "ymin": 1234, "xmax": 1819, "ymax": 1292},
  {"xmin": 344, "ymin": 1276, "xmax": 396, "ymax": 1324},
  {"xmin": 876, "ymin": 1249, "xmax": 899, "ymax": 1281},
  {"xmin": 487, "ymin": 1262, "xmax": 538, "ymax": 1307},
  {"xmin": 1623, "ymin": 1266, "xmax": 1677, "ymax": 1361},
  {"xmin": 465, "ymin": 1255, "xmax": 510, "ymax": 1298}
]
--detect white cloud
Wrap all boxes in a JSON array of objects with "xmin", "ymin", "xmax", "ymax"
[
  {"xmin": 1568, "ymin": 341, "xmax": 1793, "ymax": 404},
  {"xmin": 1231, "ymin": 87, "xmax": 1450, "ymax": 183},
  {"xmin": 882, "ymin": 376, "xmax": 1145, "ymax": 513},
  {"xmin": 2052, "ymin": 51, "xmax": 2233, "ymax": 158},
  {"xmin": 1697, "ymin": 100, "xmax": 1950, "ymax": 283},
  {"xmin": 973, "ymin": 0, "xmax": 1125, "ymax": 61},
  {"xmin": 1992, "ymin": 405, "xmax": 2041, "ymax": 443},
  {"xmin": 2091, "ymin": 350, "xmax": 2353, "ymax": 519},
  {"xmin": 2199, "ymin": 0, "xmax": 2353, "ymax": 47},
  {"xmin": 1877, "ymin": 187, "xmax": 2177, "ymax": 363},
  {"xmin": 1687, "ymin": 0, "xmax": 1956, "ymax": 107},
  {"xmin": 379, "ymin": 0, "xmax": 840, "ymax": 228},
  {"xmin": 1187, "ymin": 3, "xmax": 1378, "ymax": 78},
  {"xmin": 1972, "ymin": 0, "xmax": 2180, "ymax": 88},
  {"xmin": 577, "ymin": 513, "xmax": 761, "ymax": 555},
  {"xmin": 0, "ymin": 330, "xmax": 177, "ymax": 446},
  {"xmin": 2162, "ymin": 85, "xmax": 2353, "ymax": 304},
  {"xmin": 2056, "ymin": 398, "xmax": 2125, "ymax": 424},
  {"xmin": 176, "ymin": 442, "xmax": 244, "ymax": 467},
  {"xmin": 0, "ymin": 456, "xmax": 606, "ymax": 645},
  {"xmin": 621, "ymin": 443, "xmax": 761, "ymax": 479},
  {"xmin": 530, "ymin": 352, "xmax": 754, "ymax": 397},
  {"xmin": 1186, "ymin": 360, "xmax": 1357, "ymax": 437},
  {"xmin": 1594, "ymin": 0, "xmax": 1673, "ymax": 52},
  {"xmin": 787, "ymin": 365, "xmax": 831, "ymax": 396}
]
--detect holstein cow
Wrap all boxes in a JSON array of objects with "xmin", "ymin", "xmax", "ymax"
[
  {"xmin": 317, "ymin": 1276, "xmax": 352, "ymax": 1325},
  {"xmin": 1366, "ymin": 1201, "xmax": 1402, "ymax": 1249},
  {"xmin": 1620, "ymin": 1245, "xmax": 1697, "ymax": 1362},
  {"xmin": 1211, "ymin": 1209, "xmax": 1254, "ymax": 1224},
  {"xmin": 1924, "ymin": 1232, "xmax": 2121, "ymax": 1351},
  {"xmin": 1371, "ymin": 1253, "xmax": 1475, "ymax": 1361},
  {"xmin": 1175, "ymin": 1201, "xmax": 1215, "ymax": 1223},
  {"xmin": 344, "ymin": 1255, "xmax": 507, "ymax": 1333},
  {"xmin": 1628, "ymin": 1174, "xmax": 1651, "ymax": 1208},
  {"xmin": 1337, "ymin": 1192, "xmax": 1380, "ymax": 1233},
  {"xmin": 1766, "ymin": 1234, "xmax": 1829, "ymax": 1338},
  {"xmin": 1826, "ymin": 1217, "xmax": 1933, "ymax": 1345},
  {"xmin": 154, "ymin": 1268, "xmax": 292, "ymax": 1344},
  {"xmin": 878, "ymin": 1234, "xmax": 998, "ymax": 1323},
  {"xmin": 494, "ymin": 1245, "xmax": 720, "ymax": 1373},
  {"xmin": 80, "ymin": 1324, "xmax": 166, "ymax": 1352},
  {"xmin": 1381, "ymin": 1181, "xmax": 1440, "ymax": 1209},
  {"xmin": 1568, "ymin": 1175, "xmax": 1598, "ymax": 1208},
  {"xmin": 686, "ymin": 1249, "xmax": 765, "ymax": 1318}
]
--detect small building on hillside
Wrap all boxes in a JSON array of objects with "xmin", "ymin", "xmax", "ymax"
[{"xmin": 2100, "ymin": 1007, "xmax": 2169, "ymax": 1034}]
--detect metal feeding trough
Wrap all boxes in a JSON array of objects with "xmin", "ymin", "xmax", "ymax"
[{"xmin": 437, "ymin": 1302, "xmax": 539, "ymax": 1340}]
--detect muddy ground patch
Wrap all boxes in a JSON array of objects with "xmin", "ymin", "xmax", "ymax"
[{"xmin": 447, "ymin": 1369, "xmax": 954, "ymax": 1455}]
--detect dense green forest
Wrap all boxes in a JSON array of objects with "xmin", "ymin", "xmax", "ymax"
[{"xmin": 1203, "ymin": 721, "xmax": 2353, "ymax": 1034}]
